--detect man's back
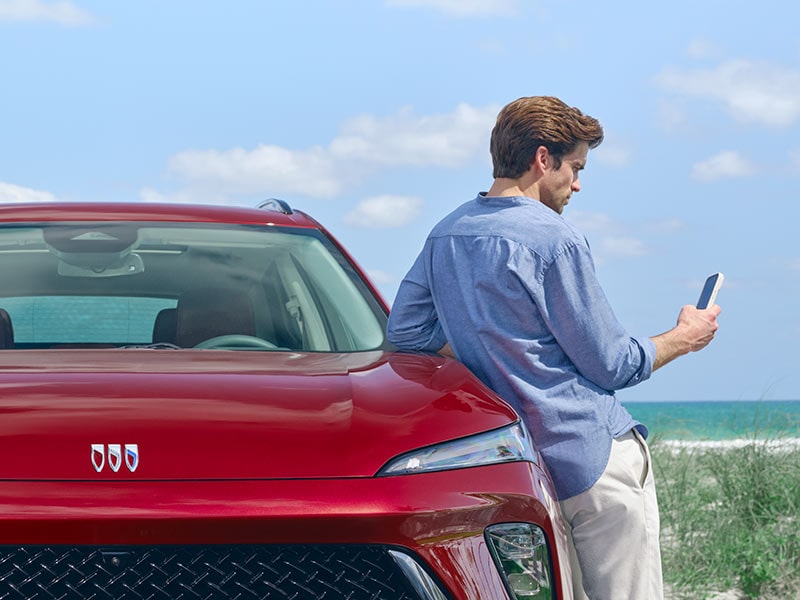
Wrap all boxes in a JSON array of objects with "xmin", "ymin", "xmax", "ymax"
[{"xmin": 388, "ymin": 192, "xmax": 652, "ymax": 499}]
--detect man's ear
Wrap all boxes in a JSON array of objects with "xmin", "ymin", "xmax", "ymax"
[{"xmin": 530, "ymin": 145, "xmax": 550, "ymax": 173}]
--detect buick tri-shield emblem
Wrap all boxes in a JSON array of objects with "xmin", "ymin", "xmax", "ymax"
[
  {"xmin": 92, "ymin": 444, "xmax": 139, "ymax": 473},
  {"xmin": 125, "ymin": 444, "xmax": 139, "ymax": 472},
  {"xmin": 108, "ymin": 444, "xmax": 122, "ymax": 472},
  {"xmin": 91, "ymin": 444, "xmax": 104, "ymax": 472}
]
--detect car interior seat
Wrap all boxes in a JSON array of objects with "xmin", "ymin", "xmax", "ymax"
[
  {"xmin": 175, "ymin": 287, "xmax": 257, "ymax": 348},
  {"xmin": 0, "ymin": 309, "xmax": 14, "ymax": 349},
  {"xmin": 152, "ymin": 308, "xmax": 177, "ymax": 345}
]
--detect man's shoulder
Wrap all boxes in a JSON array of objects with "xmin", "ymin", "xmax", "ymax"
[{"xmin": 429, "ymin": 195, "xmax": 586, "ymax": 254}]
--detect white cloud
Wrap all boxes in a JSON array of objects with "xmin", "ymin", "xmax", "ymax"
[
  {"xmin": 139, "ymin": 187, "xmax": 234, "ymax": 205},
  {"xmin": 0, "ymin": 0, "xmax": 95, "ymax": 26},
  {"xmin": 644, "ymin": 218, "xmax": 686, "ymax": 234},
  {"xmin": 364, "ymin": 269, "xmax": 396, "ymax": 285},
  {"xmin": 598, "ymin": 236, "xmax": 649, "ymax": 258},
  {"xmin": 344, "ymin": 195, "xmax": 423, "ymax": 228},
  {"xmin": 655, "ymin": 60, "xmax": 800, "ymax": 127},
  {"xmin": 167, "ymin": 145, "xmax": 342, "ymax": 198},
  {"xmin": 691, "ymin": 150, "xmax": 758, "ymax": 182},
  {"xmin": 157, "ymin": 103, "xmax": 498, "ymax": 202},
  {"xmin": 566, "ymin": 210, "xmax": 651, "ymax": 262},
  {"xmin": 385, "ymin": 0, "xmax": 517, "ymax": 17},
  {"xmin": 570, "ymin": 212, "xmax": 686, "ymax": 239},
  {"xmin": 330, "ymin": 103, "xmax": 498, "ymax": 168},
  {"xmin": 0, "ymin": 181, "xmax": 56, "ymax": 202},
  {"xmin": 655, "ymin": 101, "xmax": 690, "ymax": 133},
  {"xmin": 686, "ymin": 39, "xmax": 722, "ymax": 60},
  {"xmin": 593, "ymin": 142, "xmax": 633, "ymax": 168},
  {"xmin": 566, "ymin": 210, "xmax": 617, "ymax": 234}
]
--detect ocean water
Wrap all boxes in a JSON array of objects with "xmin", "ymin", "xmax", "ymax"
[{"xmin": 622, "ymin": 400, "xmax": 800, "ymax": 442}]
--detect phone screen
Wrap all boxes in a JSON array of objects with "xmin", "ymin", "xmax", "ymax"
[{"xmin": 697, "ymin": 273, "xmax": 723, "ymax": 309}]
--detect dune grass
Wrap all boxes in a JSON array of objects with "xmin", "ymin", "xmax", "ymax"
[{"xmin": 651, "ymin": 435, "xmax": 800, "ymax": 599}]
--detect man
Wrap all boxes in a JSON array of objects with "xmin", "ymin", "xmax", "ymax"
[{"xmin": 386, "ymin": 96, "xmax": 720, "ymax": 599}]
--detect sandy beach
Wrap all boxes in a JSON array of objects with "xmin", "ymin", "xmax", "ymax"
[{"xmin": 666, "ymin": 588, "xmax": 742, "ymax": 600}]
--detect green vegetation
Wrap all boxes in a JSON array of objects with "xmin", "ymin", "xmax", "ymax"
[{"xmin": 652, "ymin": 437, "xmax": 800, "ymax": 599}]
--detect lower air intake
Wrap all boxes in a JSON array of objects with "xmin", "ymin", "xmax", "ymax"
[{"xmin": 0, "ymin": 544, "xmax": 433, "ymax": 599}]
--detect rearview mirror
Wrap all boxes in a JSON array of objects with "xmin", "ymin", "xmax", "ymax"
[
  {"xmin": 57, "ymin": 252, "xmax": 144, "ymax": 277},
  {"xmin": 43, "ymin": 225, "xmax": 145, "ymax": 277}
]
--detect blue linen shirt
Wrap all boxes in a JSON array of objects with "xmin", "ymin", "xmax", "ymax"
[{"xmin": 386, "ymin": 193, "xmax": 656, "ymax": 500}]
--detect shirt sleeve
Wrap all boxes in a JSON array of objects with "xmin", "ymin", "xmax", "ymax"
[
  {"xmin": 386, "ymin": 245, "xmax": 449, "ymax": 353},
  {"xmin": 534, "ymin": 241, "xmax": 655, "ymax": 391}
]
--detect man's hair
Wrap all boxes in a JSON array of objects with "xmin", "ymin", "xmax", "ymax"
[{"xmin": 490, "ymin": 96, "xmax": 604, "ymax": 179}]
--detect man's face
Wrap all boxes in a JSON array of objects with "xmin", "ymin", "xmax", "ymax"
[{"xmin": 538, "ymin": 142, "xmax": 589, "ymax": 214}]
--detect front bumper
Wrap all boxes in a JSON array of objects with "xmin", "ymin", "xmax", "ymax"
[{"xmin": 0, "ymin": 462, "xmax": 571, "ymax": 599}]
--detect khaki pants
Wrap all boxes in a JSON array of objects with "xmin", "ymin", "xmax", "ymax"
[{"xmin": 558, "ymin": 429, "xmax": 664, "ymax": 600}]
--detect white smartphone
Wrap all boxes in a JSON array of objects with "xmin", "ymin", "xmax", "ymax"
[{"xmin": 696, "ymin": 272, "xmax": 724, "ymax": 309}]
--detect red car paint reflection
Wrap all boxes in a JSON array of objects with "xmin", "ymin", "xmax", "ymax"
[{"xmin": 0, "ymin": 201, "xmax": 571, "ymax": 599}]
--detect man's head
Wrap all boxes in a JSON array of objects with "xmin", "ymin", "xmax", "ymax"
[{"xmin": 490, "ymin": 96, "xmax": 604, "ymax": 179}]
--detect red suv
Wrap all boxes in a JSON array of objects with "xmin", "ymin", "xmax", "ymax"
[{"xmin": 0, "ymin": 200, "xmax": 571, "ymax": 600}]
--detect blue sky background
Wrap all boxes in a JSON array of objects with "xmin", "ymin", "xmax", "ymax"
[{"xmin": 1, "ymin": 0, "xmax": 798, "ymax": 402}]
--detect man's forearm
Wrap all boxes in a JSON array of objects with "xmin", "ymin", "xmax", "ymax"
[
  {"xmin": 651, "ymin": 304, "xmax": 721, "ymax": 372},
  {"xmin": 650, "ymin": 330, "xmax": 690, "ymax": 371}
]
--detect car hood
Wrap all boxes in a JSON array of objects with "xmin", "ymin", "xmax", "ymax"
[{"xmin": 0, "ymin": 350, "xmax": 518, "ymax": 480}]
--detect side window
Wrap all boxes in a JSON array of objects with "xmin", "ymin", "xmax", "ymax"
[{"xmin": 3, "ymin": 297, "xmax": 177, "ymax": 344}]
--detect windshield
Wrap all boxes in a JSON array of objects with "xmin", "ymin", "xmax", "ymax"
[{"xmin": 0, "ymin": 222, "xmax": 387, "ymax": 352}]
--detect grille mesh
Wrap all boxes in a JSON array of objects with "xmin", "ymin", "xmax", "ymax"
[{"xmin": 0, "ymin": 544, "xmax": 425, "ymax": 599}]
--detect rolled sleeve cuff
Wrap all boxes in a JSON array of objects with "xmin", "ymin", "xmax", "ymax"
[
  {"xmin": 630, "ymin": 335, "xmax": 656, "ymax": 385},
  {"xmin": 387, "ymin": 320, "xmax": 448, "ymax": 354},
  {"xmin": 426, "ymin": 328, "xmax": 448, "ymax": 354}
]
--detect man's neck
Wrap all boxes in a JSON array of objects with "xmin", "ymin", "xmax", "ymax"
[{"xmin": 486, "ymin": 176, "xmax": 540, "ymax": 200}]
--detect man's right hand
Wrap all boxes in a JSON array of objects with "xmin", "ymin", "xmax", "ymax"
[{"xmin": 651, "ymin": 304, "xmax": 721, "ymax": 371}]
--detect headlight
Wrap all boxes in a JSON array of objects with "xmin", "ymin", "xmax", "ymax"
[
  {"xmin": 486, "ymin": 523, "xmax": 553, "ymax": 599},
  {"xmin": 377, "ymin": 422, "xmax": 537, "ymax": 476}
]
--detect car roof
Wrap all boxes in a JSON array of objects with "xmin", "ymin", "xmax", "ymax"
[{"xmin": 0, "ymin": 201, "xmax": 319, "ymax": 229}]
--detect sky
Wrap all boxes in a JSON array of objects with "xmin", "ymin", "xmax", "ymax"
[{"xmin": 1, "ymin": 0, "xmax": 799, "ymax": 402}]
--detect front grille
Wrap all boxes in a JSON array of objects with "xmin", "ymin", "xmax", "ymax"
[{"xmin": 0, "ymin": 544, "xmax": 429, "ymax": 599}]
